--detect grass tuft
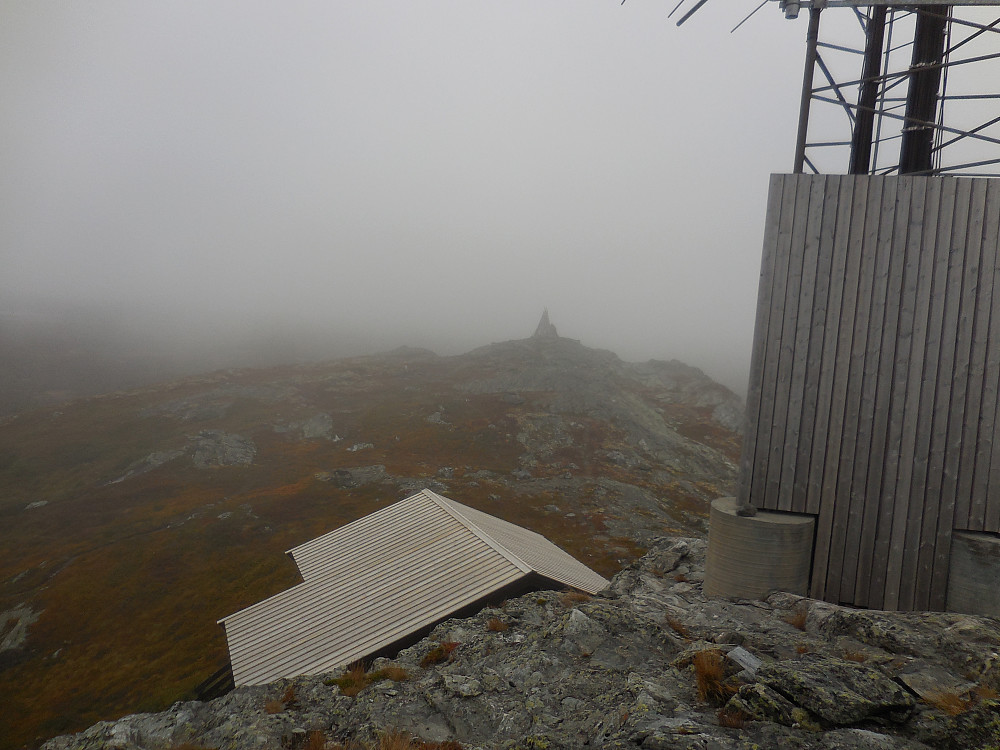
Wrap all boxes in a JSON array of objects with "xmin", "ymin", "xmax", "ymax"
[
  {"xmin": 781, "ymin": 605, "xmax": 808, "ymax": 631},
  {"xmin": 975, "ymin": 684, "xmax": 1000, "ymax": 700},
  {"xmin": 924, "ymin": 690, "xmax": 970, "ymax": 715},
  {"xmin": 560, "ymin": 591, "xmax": 591, "ymax": 606},
  {"xmin": 326, "ymin": 662, "xmax": 409, "ymax": 697},
  {"xmin": 485, "ymin": 618, "xmax": 509, "ymax": 632},
  {"xmin": 420, "ymin": 641, "xmax": 459, "ymax": 668},
  {"xmin": 263, "ymin": 683, "xmax": 298, "ymax": 713},
  {"xmin": 375, "ymin": 665, "xmax": 410, "ymax": 682},
  {"xmin": 665, "ymin": 616, "xmax": 691, "ymax": 640},
  {"xmin": 378, "ymin": 730, "xmax": 415, "ymax": 750},
  {"xmin": 329, "ymin": 662, "xmax": 369, "ymax": 697},
  {"xmin": 693, "ymin": 650, "xmax": 739, "ymax": 706},
  {"xmin": 716, "ymin": 705, "xmax": 749, "ymax": 728}
]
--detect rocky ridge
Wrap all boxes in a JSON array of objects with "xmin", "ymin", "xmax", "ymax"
[{"xmin": 43, "ymin": 539, "xmax": 1000, "ymax": 750}]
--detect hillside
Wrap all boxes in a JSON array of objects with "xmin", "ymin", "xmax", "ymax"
[{"xmin": 0, "ymin": 331, "xmax": 741, "ymax": 749}]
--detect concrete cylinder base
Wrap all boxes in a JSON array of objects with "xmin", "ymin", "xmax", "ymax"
[
  {"xmin": 704, "ymin": 497, "xmax": 815, "ymax": 600},
  {"xmin": 947, "ymin": 531, "xmax": 1000, "ymax": 617}
]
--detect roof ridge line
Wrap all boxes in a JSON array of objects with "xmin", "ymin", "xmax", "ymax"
[{"xmin": 423, "ymin": 489, "xmax": 533, "ymax": 575}]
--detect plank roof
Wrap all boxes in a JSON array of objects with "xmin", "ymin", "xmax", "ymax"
[{"xmin": 219, "ymin": 489, "xmax": 609, "ymax": 686}]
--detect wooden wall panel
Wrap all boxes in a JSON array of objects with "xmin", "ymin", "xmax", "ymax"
[
  {"xmin": 981, "ymin": 179, "xmax": 1000, "ymax": 532},
  {"xmin": 742, "ymin": 174, "xmax": 1000, "ymax": 611}
]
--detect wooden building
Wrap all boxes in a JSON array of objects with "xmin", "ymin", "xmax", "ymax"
[
  {"xmin": 737, "ymin": 173, "xmax": 1000, "ymax": 611},
  {"xmin": 219, "ymin": 489, "xmax": 608, "ymax": 686}
]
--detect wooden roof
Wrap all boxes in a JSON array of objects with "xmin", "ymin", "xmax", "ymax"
[{"xmin": 219, "ymin": 489, "xmax": 608, "ymax": 686}]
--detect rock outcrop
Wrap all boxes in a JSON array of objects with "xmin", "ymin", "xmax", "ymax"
[
  {"xmin": 43, "ymin": 538, "xmax": 1000, "ymax": 750},
  {"xmin": 0, "ymin": 604, "xmax": 40, "ymax": 652},
  {"xmin": 190, "ymin": 430, "xmax": 257, "ymax": 467},
  {"xmin": 107, "ymin": 430, "xmax": 258, "ymax": 482},
  {"xmin": 274, "ymin": 413, "xmax": 338, "ymax": 441}
]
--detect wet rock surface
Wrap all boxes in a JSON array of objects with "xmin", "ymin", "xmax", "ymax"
[{"xmin": 43, "ymin": 538, "xmax": 1000, "ymax": 750}]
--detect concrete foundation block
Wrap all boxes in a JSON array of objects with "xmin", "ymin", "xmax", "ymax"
[
  {"xmin": 704, "ymin": 497, "xmax": 815, "ymax": 600},
  {"xmin": 947, "ymin": 531, "xmax": 1000, "ymax": 618}
]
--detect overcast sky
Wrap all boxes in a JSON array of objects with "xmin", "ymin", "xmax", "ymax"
[{"xmin": 1, "ymin": 1, "xmax": 820, "ymax": 392}]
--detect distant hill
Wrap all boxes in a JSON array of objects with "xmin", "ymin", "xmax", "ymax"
[
  {"xmin": 0, "ymin": 330, "xmax": 741, "ymax": 749},
  {"xmin": 0, "ymin": 308, "xmax": 340, "ymax": 418}
]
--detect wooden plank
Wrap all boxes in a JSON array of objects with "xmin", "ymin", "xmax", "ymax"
[
  {"xmin": 981, "ymin": 179, "xmax": 1000, "ymax": 532},
  {"xmin": 795, "ymin": 177, "xmax": 842, "ymax": 515},
  {"xmin": 883, "ymin": 176, "xmax": 941, "ymax": 611},
  {"xmin": 737, "ymin": 174, "xmax": 786, "ymax": 507},
  {"xmin": 953, "ymin": 179, "xmax": 994, "ymax": 531},
  {"xmin": 867, "ymin": 177, "xmax": 923, "ymax": 610},
  {"xmin": 764, "ymin": 176, "xmax": 814, "ymax": 511},
  {"xmin": 851, "ymin": 176, "xmax": 905, "ymax": 608},
  {"xmin": 779, "ymin": 176, "xmax": 828, "ymax": 512},
  {"xmin": 806, "ymin": 175, "xmax": 855, "ymax": 518},
  {"xmin": 822, "ymin": 176, "xmax": 872, "ymax": 603},
  {"xmin": 749, "ymin": 175, "xmax": 799, "ymax": 511},
  {"xmin": 808, "ymin": 176, "xmax": 860, "ymax": 600},
  {"xmin": 829, "ymin": 175, "xmax": 886, "ymax": 604},
  {"xmin": 930, "ymin": 178, "xmax": 986, "ymax": 607},
  {"xmin": 969, "ymin": 179, "xmax": 1000, "ymax": 531},
  {"xmin": 916, "ymin": 178, "xmax": 971, "ymax": 610},
  {"xmin": 898, "ymin": 177, "xmax": 956, "ymax": 611}
]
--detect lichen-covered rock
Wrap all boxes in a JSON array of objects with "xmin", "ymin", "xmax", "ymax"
[
  {"xmin": 40, "ymin": 537, "xmax": 1000, "ymax": 750},
  {"xmin": 754, "ymin": 656, "xmax": 915, "ymax": 725},
  {"xmin": 909, "ymin": 697, "xmax": 1000, "ymax": 750},
  {"xmin": 728, "ymin": 682, "xmax": 799, "ymax": 726}
]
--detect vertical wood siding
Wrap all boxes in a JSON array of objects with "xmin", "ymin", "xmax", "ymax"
[{"xmin": 738, "ymin": 174, "xmax": 1000, "ymax": 611}]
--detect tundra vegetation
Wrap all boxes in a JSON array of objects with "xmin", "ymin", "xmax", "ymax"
[{"xmin": 0, "ymin": 338, "xmax": 741, "ymax": 749}]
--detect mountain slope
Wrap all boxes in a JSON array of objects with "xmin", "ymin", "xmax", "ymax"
[{"xmin": 0, "ymin": 334, "xmax": 741, "ymax": 749}]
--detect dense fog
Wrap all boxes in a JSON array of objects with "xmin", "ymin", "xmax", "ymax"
[{"xmin": 3, "ymin": 1, "xmax": 815, "ymax": 408}]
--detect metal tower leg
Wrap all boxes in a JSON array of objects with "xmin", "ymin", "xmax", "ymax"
[
  {"xmin": 794, "ymin": 8, "xmax": 822, "ymax": 174},
  {"xmin": 899, "ymin": 6, "xmax": 949, "ymax": 174},
  {"xmin": 849, "ymin": 7, "xmax": 888, "ymax": 175}
]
